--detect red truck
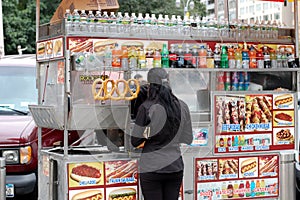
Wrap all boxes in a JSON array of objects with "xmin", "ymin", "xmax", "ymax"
[{"xmin": 0, "ymin": 54, "xmax": 78, "ymax": 199}]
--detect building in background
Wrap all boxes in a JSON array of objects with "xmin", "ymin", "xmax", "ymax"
[{"xmin": 200, "ymin": 0, "xmax": 294, "ymax": 27}]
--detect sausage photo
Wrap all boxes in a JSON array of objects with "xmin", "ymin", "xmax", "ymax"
[{"xmin": 70, "ymin": 164, "xmax": 101, "ymax": 183}]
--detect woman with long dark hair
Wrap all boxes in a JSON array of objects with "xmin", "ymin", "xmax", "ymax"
[{"xmin": 131, "ymin": 68, "xmax": 193, "ymax": 200}]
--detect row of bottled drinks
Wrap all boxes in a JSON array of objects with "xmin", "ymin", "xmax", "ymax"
[
  {"xmin": 64, "ymin": 9, "xmax": 282, "ymax": 39},
  {"xmin": 74, "ymin": 42, "xmax": 297, "ymax": 71}
]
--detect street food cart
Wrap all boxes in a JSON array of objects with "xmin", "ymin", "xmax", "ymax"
[{"xmin": 30, "ymin": 0, "xmax": 299, "ymax": 199}]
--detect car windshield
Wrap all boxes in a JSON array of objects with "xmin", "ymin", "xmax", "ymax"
[{"xmin": 0, "ymin": 66, "xmax": 37, "ymax": 113}]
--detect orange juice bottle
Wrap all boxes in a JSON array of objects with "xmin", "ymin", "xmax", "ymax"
[{"xmin": 112, "ymin": 49, "xmax": 121, "ymax": 67}]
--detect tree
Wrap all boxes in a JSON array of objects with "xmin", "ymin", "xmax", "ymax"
[{"xmin": 2, "ymin": 0, "xmax": 60, "ymax": 55}]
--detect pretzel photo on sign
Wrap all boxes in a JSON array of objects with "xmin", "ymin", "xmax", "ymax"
[{"xmin": 92, "ymin": 78, "xmax": 140, "ymax": 101}]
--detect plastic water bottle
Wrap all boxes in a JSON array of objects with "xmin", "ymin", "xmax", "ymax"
[
  {"xmin": 80, "ymin": 10, "xmax": 88, "ymax": 32},
  {"xmin": 101, "ymin": 11, "xmax": 109, "ymax": 33},
  {"xmin": 144, "ymin": 13, "xmax": 151, "ymax": 34},
  {"xmin": 150, "ymin": 14, "xmax": 158, "ymax": 35},
  {"xmin": 130, "ymin": 13, "xmax": 137, "ymax": 34},
  {"xmin": 94, "ymin": 11, "xmax": 102, "ymax": 32},
  {"xmin": 116, "ymin": 12, "xmax": 123, "ymax": 33},
  {"xmin": 64, "ymin": 9, "xmax": 72, "ymax": 33},
  {"xmin": 137, "ymin": 13, "xmax": 145, "ymax": 34},
  {"xmin": 109, "ymin": 12, "xmax": 117, "ymax": 33},
  {"xmin": 177, "ymin": 15, "xmax": 183, "ymax": 35},
  {"xmin": 157, "ymin": 14, "xmax": 164, "ymax": 35},
  {"xmin": 122, "ymin": 12, "xmax": 131, "ymax": 33},
  {"xmin": 104, "ymin": 46, "xmax": 112, "ymax": 67},
  {"xmin": 72, "ymin": 9, "xmax": 80, "ymax": 32},
  {"xmin": 87, "ymin": 11, "xmax": 95, "ymax": 32}
]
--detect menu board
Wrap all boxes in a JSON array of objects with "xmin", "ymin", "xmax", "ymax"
[
  {"xmin": 195, "ymin": 154, "xmax": 279, "ymax": 199},
  {"xmin": 214, "ymin": 93, "xmax": 295, "ymax": 154},
  {"xmin": 36, "ymin": 37, "xmax": 64, "ymax": 61},
  {"xmin": 67, "ymin": 159, "xmax": 138, "ymax": 200}
]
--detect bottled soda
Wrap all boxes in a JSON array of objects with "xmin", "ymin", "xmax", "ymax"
[
  {"xmin": 262, "ymin": 46, "xmax": 271, "ymax": 68},
  {"xmin": 184, "ymin": 44, "xmax": 193, "ymax": 68},
  {"xmin": 242, "ymin": 43, "xmax": 249, "ymax": 69},
  {"xmin": 87, "ymin": 11, "xmax": 95, "ymax": 32},
  {"xmin": 206, "ymin": 46, "xmax": 214, "ymax": 68},
  {"xmin": 256, "ymin": 49, "xmax": 264, "ymax": 69},
  {"xmin": 220, "ymin": 45, "xmax": 228, "ymax": 68},
  {"xmin": 213, "ymin": 45, "xmax": 221, "ymax": 68},
  {"xmin": 191, "ymin": 45, "xmax": 198, "ymax": 68},
  {"xmin": 80, "ymin": 10, "xmax": 88, "ymax": 32},
  {"xmin": 269, "ymin": 49, "xmax": 277, "ymax": 68},
  {"xmin": 276, "ymin": 48, "xmax": 283, "ymax": 68},
  {"xmin": 287, "ymin": 47, "xmax": 297, "ymax": 68},
  {"xmin": 161, "ymin": 43, "xmax": 169, "ymax": 68},
  {"xmin": 153, "ymin": 48, "xmax": 161, "ymax": 68},
  {"xmin": 64, "ymin": 9, "xmax": 72, "ymax": 33},
  {"xmin": 138, "ymin": 48, "xmax": 146, "ymax": 68},
  {"xmin": 169, "ymin": 44, "xmax": 178, "ymax": 68},
  {"xmin": 112, "ymin": 48, "xmax": 121, "ymax": 67},
  {"xmin": 234, "ymin": 48, "xmax": 242, "ymax": 69},
  {"xmin": 228, "ymin": 47, "xmax": 235, "ymax": 68},
  {"xmin": 198, "ymin": 45, "xmax": 207, "ymax": 68},
  {"xmin": 177, "ymin": 45, "xmax": 185, "ymax": 68},
  {"xmin": 121, "ymin": 46, "xmax": 129, "ymax": 69},
  {"xmin": 146, "ymin": 48, "xmax": 154, "ymax": 68},
  {"xmin": 249, "ymin": 46, "xmax": 257, "ymax": 68},
  {"xmin": 129, "ymin": 47, "xmax": 138, "ymax": 69}
]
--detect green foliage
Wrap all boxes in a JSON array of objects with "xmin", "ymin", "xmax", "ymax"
[{"xmin": 2, "ymin": 0, "xmax": 60, "ymax": 55}]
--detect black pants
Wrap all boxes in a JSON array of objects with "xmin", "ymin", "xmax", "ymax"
[{"xmin": 140, "ymin": 171, "xmax": 183, "ymax": 200}]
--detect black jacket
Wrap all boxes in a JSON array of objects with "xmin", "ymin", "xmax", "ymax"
[{"xmin": 131, "ymin": 98, "xmax": 193, "ymax": 173}]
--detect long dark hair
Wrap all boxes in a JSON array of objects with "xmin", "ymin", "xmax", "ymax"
[{"xmin": 147, "ymin": 68, "xmax": 182, "ymax": 135}]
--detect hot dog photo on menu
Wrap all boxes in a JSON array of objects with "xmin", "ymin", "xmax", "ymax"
[
  {"xmin": 105, "ymin": 160, "xmax": 138, "ymax": 185},
  {"xmin": 69, "ymin": 188, "xmax": 104, "ymax": 200},
  {"xmin": 68, "ymin": 162, "xmax": 104, "ymax": 187}
]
